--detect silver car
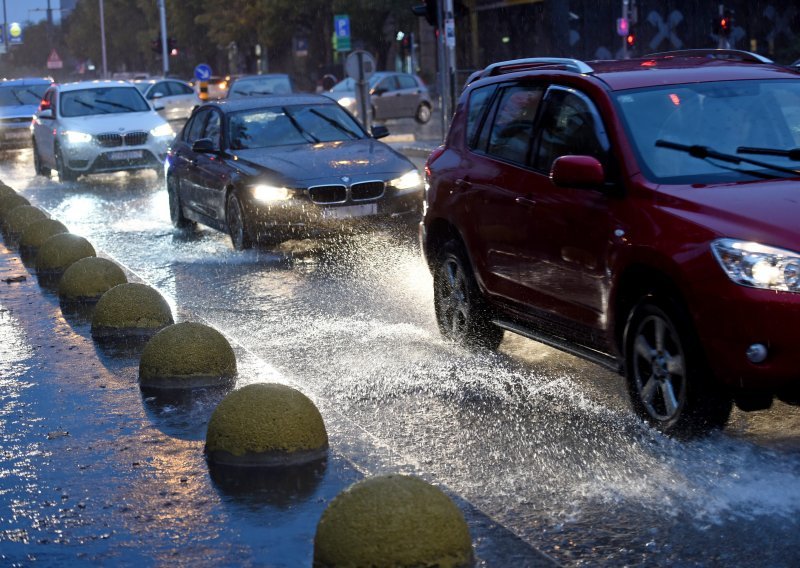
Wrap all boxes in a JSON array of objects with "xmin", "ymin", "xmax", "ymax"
[
  {"xmin": 133, "ymin": 78, "xmax": 200, "ymax": 122},
  {"xmin": 327, "ymin": 72, "xmax": 433, "ymax": 124}
]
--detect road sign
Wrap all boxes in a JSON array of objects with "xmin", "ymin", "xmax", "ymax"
[
  {"xmin": 47, "ymin": 49, "xmax": 63, "ymax": 70},
  {"xmin": 8, "ymin": 22, "xmax": 22, "ymax": 45},
  {"xmin": 334, "ymin": 14, "xmax": 351, "ymax": 52},
  {"xmin": 344, "ymin": 50, "xmax": 376, "ymax": 82},
  {"xmin": 194, "ymin": 63, "xmax": 212, "ymax": 81}
]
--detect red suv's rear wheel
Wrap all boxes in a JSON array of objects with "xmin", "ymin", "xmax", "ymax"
[
  {"xmin": 624, "ymin": 295, "xmax": 732, "ymax": 437},
  {"xmin": 433, "ymin": 240, "xmax": 503, "ymax": 350}
]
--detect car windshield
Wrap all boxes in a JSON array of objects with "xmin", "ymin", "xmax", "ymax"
[
  {"xmin": 330, "ymin": 75, "xmax": 383, "ymax": 92},
  {"xmin": 228, "ymin": 104, "xmax": 366, "ymax": 149},
  {"xmin": 228, "ymin": 76, "xmax": 291, "ymax": 97},
  {"xmin": 60, "ymin": 87, "xmax": 151, "ymax": 117},
  {"xmin": 133, "ymin": 82, "xmax": 152, "ymax": 93},
  {"xmin": 615, "ymin": 79, "xmax": 800, "ymax": 183},
  {"xmin": 0, "ymin": 84, "xmax": 48, "ymax": 106}
]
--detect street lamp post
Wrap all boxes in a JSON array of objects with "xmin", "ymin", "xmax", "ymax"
[
  {"xmin": 158, "ymin": 0, "xmax": 168, "ymax": 76},
  {"xmin": 99, "ymin": 0, "xmax": 108, "ymax": 77}
]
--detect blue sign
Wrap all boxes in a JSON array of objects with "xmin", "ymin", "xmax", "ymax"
[
  {"xmin": 334, "ymin": 15, "xmax": 350, "ymax": 39},
  {"xmin": 194, "ymin": 63, "xmax": 212, "ymax": 81},
  {"xmin": 8, "ymin": 22, "xmax": 22, "ymax": 45}
]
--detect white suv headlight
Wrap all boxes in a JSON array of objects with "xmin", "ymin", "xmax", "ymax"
[
  {"xmin": 711, "ymin": 238, "xmax": 800, "ymax": 292},
  {"xmin": 63, "ymin": 130, "xmax": 92, "ymax": 144},
  {"xmin": 150, "ymin": 123, "xmax": 174, "ymax": 138},
  {"xmin": 252, "ymin": 184, "xmax": 290, "ymax": 202},
  {"xmin": 390, "ymin": 170, "xmax": 423, "ymax": 192}
]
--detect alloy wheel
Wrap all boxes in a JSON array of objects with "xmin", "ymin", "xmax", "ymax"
[{"xmin": 435, "ymin": 257, "xmax": 470, "ymax": 340}]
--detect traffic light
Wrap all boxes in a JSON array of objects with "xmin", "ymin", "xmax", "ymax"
[
  {"xmin": 412, "ymin": 0, "xmax": 439, "ymax": 29},
  {"xmin": 167, "ymin": 37, "xmax": 177, "ymax": 56},
  {"xmin": 626, "ymin": 31, "xmax": 636, "ymax": 48},
  {"xmin": 150, "ymin": 37, "xmax": 162, "ymax": 54},
  {"xmin": 713, "ymin": 11, "xmax": 733, "ymax": 37}
]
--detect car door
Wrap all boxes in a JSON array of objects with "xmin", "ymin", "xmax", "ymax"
[
  {"xmin": 395, "ymin": 74, "xmax": 422, "ymax": 117},
  {"xmin": 521, "ymin": 86, "xmax": 615, "ymax": 331},
  {"xmin": 173, "ymin": 109, "xmax": 210, "ymax": 218},
  {"xmin": 186, "ymin": 109, "xmax": 231, "ymax": 225},
  {"xmin": 33, "ymin": 88, "xmax": 57, "ymax": 167},
  {"xmin": 166, "ymin": 81, "xmax": 197, "ymax": 120},
  {"xmin": 463, "ymin": 82, "xmax": 548, "ymax": 305},
  {"xmin": 371, "ymin": 75, "xmax": 400, "ymax": 120}
]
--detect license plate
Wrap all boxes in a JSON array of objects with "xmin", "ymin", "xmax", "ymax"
[
  {"xmin": 5, "ymin": 130, "xmax": 29, "ymax": 140},
  {"xmin": 108, "ymin": 150, "xmax": 143, "ymax": 161},
  {"xmin": 321, "ymin": 203, "xmax": 377, "ymax": 219}
]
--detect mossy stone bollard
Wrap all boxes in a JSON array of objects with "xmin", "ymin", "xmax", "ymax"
[
  {"xmin": 4, "ymin": 205, "xmax": 48, "ymax": 238},
  {"xmin": 59, "ymin": 257, "xmax": 128, "ymax": 303},
  {"xmin": 19, "ymin": 219, "xmax": 69, "ymax": 254},
  {"xmin": 139, "ymin": 322, "xmax": 237, "ymax": 389},
  {"xmin": 35, "ymin": 233, "xmax": 96, "ymax": 276},
  {"xmin": 91, "ymin": 283, "xmax": 174, "ymax": 341},
  {"xmin": 0, "ymin": 183, "xmax": 17, "ymax": 200},
  {"xmin": 0, "ymin": 193, "xmax": 30, "ymax": 221},
  {"xmin": 314, "ymin": 474, "xmax": 474, "ymax": 568},
  {"xmin": 205, "ymin": 383, "xmax": 328, "ymax": 467}
]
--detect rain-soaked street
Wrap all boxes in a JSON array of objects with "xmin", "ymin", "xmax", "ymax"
[{"xmin": 3, "ymin": 142, "xmax": 800, "ymax": 566}]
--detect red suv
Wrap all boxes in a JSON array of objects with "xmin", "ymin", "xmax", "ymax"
[{"xmin": 420, "ymin": 50, "xmax": 800, "ymax": 436}]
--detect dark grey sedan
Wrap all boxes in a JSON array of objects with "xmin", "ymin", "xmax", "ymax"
[{"xmin": 165, "ymin": 94, "xmax": 423, "ymax": 249}]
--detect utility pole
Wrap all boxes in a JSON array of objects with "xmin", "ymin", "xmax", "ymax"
[
  {"xmin": 1, "ymin": 0, "xmax": 7, "ymax": 56},
  {"xmin": 99, "ymin": 0, "xmax": 108, "ymax": 78},
  {"xmin": 444, "ymin": 0, "xmax": 456, "ymax": 127},
  {"xmin": 158, "ymin": 0, "xmax": 169, "ymax": 76}
]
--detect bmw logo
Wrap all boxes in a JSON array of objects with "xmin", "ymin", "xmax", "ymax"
[{"xmin": 341, "ymin": 176, "xmax": 350, "ymax": 183}]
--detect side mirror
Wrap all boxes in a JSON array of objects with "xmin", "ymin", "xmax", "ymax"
[
  {"xmin": 371, "ymin": 125, "xmax": 390, "ymax": 139},
  {"xmin": 550, "ymin": 155, "xmax": 605, "ymax": 189},
  {"xmin": 372, "ymin": 87, "xmax": 387, "ymax": 96},
  {"xmin": 192, "ymin": 138, "xmax": 218, "ymax": 153},
  {"xmin": 151, "ymin": 91, "xmax": 165, "ymax": 99},
  {"xmin": 39, "ymin": 108, "xmax": 54, "ymax": 119}
]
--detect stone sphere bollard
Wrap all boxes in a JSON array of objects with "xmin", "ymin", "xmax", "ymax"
[
  {"xmin": 3, "ymin": 205, "xmax": 48, "ymax": 239},
  {"xmin": 0, "ymin": 193, "xmax": 30, "ymax": 221},
  {"xmin": 91, "ymin": 283, "xmax": 174, "ymax": 342},
  {"xmin": 19, "ymin": 219, "xmax": 69, "ymax": 255},
  {"xmin": 0, "ymin": 183, "xmax": 17, "ymax": 200},
  {"xmin": 205, "ymin": 383, "xmax": 328, "ymax": 467},
  {"xmin": 35, "ymin": 233, "xmax": 96, "ymax": 276},
  {"xmin": 139, "ymin": 322, "xmax": 237, "ymax": 389},
  {"xmin": 58, "ymin": 257, "xmax": 128, "ymax": 303},
  {"xmin": 314, "ymin": 474, "xmax": 474, "ymax": 568}
]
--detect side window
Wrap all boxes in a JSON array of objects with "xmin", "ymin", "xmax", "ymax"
[
  {"xmin": 185, "ymin": 111, "xmax": 208, "ymax": 143},
  {"xmin": 533, "ymin": 88, "xmax": 610, "ymax": 172},
  {"xmin": 375, "ymin": 77, "xmax": 398, "ymax": 93},
  {"xmin": 173, "ymin": 82, "xmax": 195, "ymax": 96},
  {"xmin": 466, "ymin": 84, "xmax": 497, "ymax": 149},
  {"xmin": 397, "ymin": 74, "xmax": 417, "ymax": 90},
  {"xmin": 485, "ymin": 85, "xmax": 544, "ymax": 165},
  {"xmin": 202, "ymin": 111, "xmax": 222, "ymax": 147}
]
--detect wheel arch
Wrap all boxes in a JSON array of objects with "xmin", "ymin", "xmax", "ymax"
[{"xmin": 424, "ymin": 217, "xmax": 464, "ymax": 270}]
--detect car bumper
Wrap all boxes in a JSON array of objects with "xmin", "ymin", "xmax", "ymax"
[
  {"xmin": 0, "ymin": 125, "xmax": 33, "ymax": 149},
  {"xmin": 694, "ymin": 282, "xmax": 800, "ymax": 392},
  {"xmin": 63, "ymin": 139, "xmax": 171, "ymax": 174}
]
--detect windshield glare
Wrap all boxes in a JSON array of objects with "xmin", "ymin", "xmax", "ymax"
[
  {"xmin": 60, "ymin": 87, "xmax": 151, "ymax": 117},
  {"xmin": 228, "ymin": 104, "xmax": 365, "ymax": 149},
  {"xmin": 0, "ymin": 84, "xmax": 48, "ymax": 107},
  {"xmin": 615, "ymin": 79, "xmax": 800, "ymax": 183}
]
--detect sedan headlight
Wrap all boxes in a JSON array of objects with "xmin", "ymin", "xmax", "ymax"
[
  {"xmin": 711, "ymin": 238, "xmax": 800, "ymax": 292},
  {"xmin": 150, "ymin": 123, "xmax": 175, "ymax": 138},
  {"xmin": 252, "ymin": 184, "xmax": 290, "ymax": 202},
  {"xmin": 336, "ymin": 97, "xmax": 356, "ymax": 108},
  {"xmin": 389, "ymin": 170, "xmax": 423, "ymax": 192},
  {"xmin": 63, "ymin": 130, "xmax": 92, "ymax": 144}
]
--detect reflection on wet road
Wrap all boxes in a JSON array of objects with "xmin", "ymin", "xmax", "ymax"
[{"xmin": 2, "ymin": 147, "xmax": 800, "ymax": 565}]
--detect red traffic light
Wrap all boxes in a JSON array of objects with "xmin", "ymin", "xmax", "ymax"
[{"xmin": 626, "ymin": 33, "xmax": 636, "ymax": 47}]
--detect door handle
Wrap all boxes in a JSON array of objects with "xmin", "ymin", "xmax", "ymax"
[
  {"xmin": 515, "ymin": 196, "xmax": 537, "ymax": 207},
  {"xmin": 455, "ymin": 178, "xmax": 472, "ymax": 190}
]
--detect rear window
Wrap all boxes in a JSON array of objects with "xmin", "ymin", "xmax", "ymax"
[
  {"xmin": 60, "ymin": 87, "xmax": 151, "ymax": 117},
  {"xmin": 0, "ymin": 83, "xmax": 49, "ymax": 107},
  {"xmin": 465, "ymin": 84, "xmax": 497, "ymax": 148}
]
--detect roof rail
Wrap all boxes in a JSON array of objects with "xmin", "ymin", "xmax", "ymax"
[
  {"xmin": 467, "ymin": 57, "xmax": 594, "ymax": 85},
  {"xmin": 644, "ymin": 49, "xmax": 773, "ymax": 64}
]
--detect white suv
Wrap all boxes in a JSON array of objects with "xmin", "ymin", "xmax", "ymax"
[{"xmin": 31, "ymin": 81, "xmax": 175, "ymax": 182}]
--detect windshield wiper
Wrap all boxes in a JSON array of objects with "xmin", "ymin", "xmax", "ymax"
[
  {"xmin": 96, "ymin": 99, "xmax": 136, "ymax": 111},
  {"xmin": 737, "ymin": 146, "xmax": 800, "ymax": 161},
  {"xmin": 75, "ymin": 99, "xmax": 108, "ymax": 113},
  {"xmin": 9, "ymin": 90, "xmax": 25, "ymax": 104},
  {"xmin": 282, "ymin": 107, "xmax": 320, "ymax": 143},
  {"xmin": 655, "ymin": 139, "xmax": 800, "ymax": 178},
  {"xmin": 308, "ymin": 108, "xmax": 361, "ymax": 139}
]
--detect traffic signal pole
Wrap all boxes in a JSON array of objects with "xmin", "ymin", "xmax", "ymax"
[
  {"xmin": 436, "ymin": 0, "xmax": 448, "ymax": 139},
  {"xmin": 158, "ymin": 0, "xmax": 169, "ymax": 76}
]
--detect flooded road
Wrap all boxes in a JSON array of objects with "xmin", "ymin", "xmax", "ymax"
[{"xmin": 2, "ymin": 146, "xmax": 800, "ymax": 566}]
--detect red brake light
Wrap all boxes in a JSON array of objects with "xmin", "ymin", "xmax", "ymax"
[{"xmin": 39, "ymin": 99, "xmax": 51, "ymax": 111}]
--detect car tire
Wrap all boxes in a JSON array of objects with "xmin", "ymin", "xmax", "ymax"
[
  {"xmin": 226, "ymin": 193, "xmax": 252, "ymax": 250},
  {"xmin": 167, "ymin": 175, "xmax": 194, "ymax": 229},
  {"xmin": 32, "ymin": 140, "xmax": 50, "ymax": 177},
  {"xmin": 433, "ymin": 239, "xmax": 503, "ymax": 350},
  {"xmin": 623, "ymin": 295, "xmax": 732, "ymax": 437},
  {"xmin": 415, "ymin": 103, "xmax": 432, "ymax": 124},
  {"xmin": 55, "ymin": 144, "xmax": 77, "ymax": 183}
]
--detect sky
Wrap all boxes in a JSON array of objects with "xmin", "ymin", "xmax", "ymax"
[{"xmin": 2, "ymin": 0, "xmax": 68, "ymax": 26}]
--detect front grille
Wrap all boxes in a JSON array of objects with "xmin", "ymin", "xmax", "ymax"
[
  {"xmin": 124, "ymin": 131, "xmax": 148, "ymax": 146},
  {"xmin": 96, "ymin": 133, "xmax": 122, "ymax": 147},
  {"xmin": 309, "ymin": 185, "xmax": 347, "ymax": 204},
  {"xmin": 95, "ymin": 131, "xmax": 148, "ymax": 147},
  {"xmin": 351, "ymin": 181, "xmax": 384, "ymax": 201}
]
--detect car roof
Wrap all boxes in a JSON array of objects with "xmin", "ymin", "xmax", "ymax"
[
  {"xmin": 467, "ymin": 50, "xmax": 800, "ymax": 92},
  {"xmin": 203, "ymin": 94, "xmax": 336, "ymax": 113},
  {"xmin": 231, "ymin": 74, "xmax": 290, "ymax": 82},
  {"xmin": 1, "ymin": 77, "xmax": 53, "ymax": 86},
  {"xmin": 55, "ymin": 80, "xmax": 142, "ymax": 92}
]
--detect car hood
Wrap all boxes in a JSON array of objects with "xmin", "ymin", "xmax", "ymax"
[
  {"xmin": 0, "ymin": 104, "xmax": 38, "ymax": 119},
  {"xmin": 230, "ymin": 140, "xmax": 414, "ymax": 183},
  {"xmin": 659, "ymin": 179, "xmax": 800, "ymax": 248},
  {"xmin": 58, "ymin": 111, "xmax": 166, "ymax": 134}
]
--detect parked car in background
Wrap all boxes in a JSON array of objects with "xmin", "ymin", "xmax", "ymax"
[
  {"xmin": 226, "ymin": 74, "xmax": 294, "ymax": 98},
  {"xmin": 0, "ymin": 77, "xmax": 51, "ymax": 149},
  {"xmin": 421, "ymin": 50, "xmax": 800, "ymax": 437},
  {"xmin": 31, "ymin": 80, "xmax": 175, "ymax": 181},
  {"xmin": 133, "ymin": 78, "xmax": 199, "ymax": 122},
  {"xmin": 326, "ymin": 72, "xmax": 433, "ymax": 124},
  {"xmin": 166, "ymin": 94, "xmax": 423, "ymax": 249}
]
